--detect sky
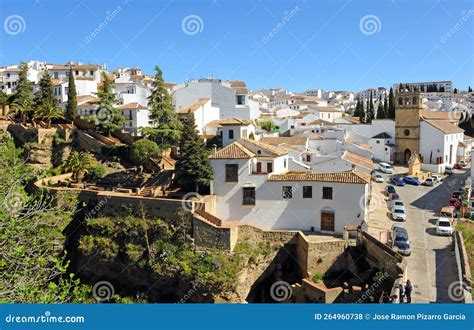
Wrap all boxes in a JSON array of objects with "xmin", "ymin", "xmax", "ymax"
[{"xmin": 0, "ymin": 0, "xmax": 473, "ymax": 92}]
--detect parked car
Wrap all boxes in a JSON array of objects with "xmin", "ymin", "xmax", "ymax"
[
  {"xmin": 391, "ymin": 207, "xmax": 407, "ymax": 221},
  {"xmin": 440, "ymin": 206, "xmax": 456, "ymax": 220},
  {"xmin": 372, "ymin": 172, "xmax": 384, "ymax": 183},
  {"xmin": 385, "ymin": 185, "xmax": 396, "ymax": 196},
  {"xmin": 444, "ymin": 166, "xmax": 454, "ymax": 175},
  {"xmin": 390, "ymin": 176, "xmax": 406, "ymax": 186},
  {"xmin": 390, "ymin": 224, "xmax": 411, "ymax": 256},
  {"xmin": 423, "ymin": 177, "xmax": 436, "ymax": 186},
  {"xmin": 448, "ymin": 198, "xmax": 462, "ymax": 209},
  {"xmin": 436, "ymin": 218, "xmax": 454, "ymax": 236},
  {"xmin": 431, "ymin": 174, "xmax": 443, "ymax": 182},
  {"xmin": 390, "ymin": 200, "xmax": 405, "ymax": 212},
  {"xmin": 403, "ymin": 176, "xmax": 421, "ymax": 185},
  {"xmin": 454, "ymin": 163, "xmax": 462, "ymax": 169},
  {"xmin": 452, "ymin": 191, "xmax": 463, "ymax": 200},
  {"xmin": 379, "ymin": 162, "xmax": 394, "ymax": 174},
  {"xmin": 466, "ymin": 211, "xmax": 474, "ymax": 220}
]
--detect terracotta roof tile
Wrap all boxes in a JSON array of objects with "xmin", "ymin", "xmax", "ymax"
[
  {"xmin": 342, "ymin": 151, "xmax": 374, "ymax": 170},
  {"xmin": 177, "ymin": 98, "xmax": 210, "ymax": 114},
  {"xmin": 260, "ymin": 137, "xmax": 307, "ymax": 146},
  {"xmin": 269, "ymin": 170, "xmax": 370, "ymax": 184},
  {"xmin": 209, "ymin": 142, "xmax": 254, "ymax": 159},
  {"xmin": 423, "ymin": 119, "xmax": 464, "ymax": 134},
  {"xmin": 118, "ymin": 103, "xmax": 145, "ymax": 110},
  {"xmin": 240, "ymin": 138, "xmax": 287, "ymax": 156}
]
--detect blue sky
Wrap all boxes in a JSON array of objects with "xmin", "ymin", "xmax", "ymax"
[{"xmin": 1, "ymin": 0, "xmax": 473, "ymax": 92}]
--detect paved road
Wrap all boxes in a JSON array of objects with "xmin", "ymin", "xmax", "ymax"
[{"xmin": 370, "ymin": 167, "xmax": 468, "ymax": 303}]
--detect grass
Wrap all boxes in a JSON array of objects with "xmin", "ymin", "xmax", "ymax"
[
  {"xmin": 456, "ymin": 222, "xmax": 474, "ymax": 276},
  {"xmin": 311, "ymin": 273, "xmax": 324, "ymax": 284}
]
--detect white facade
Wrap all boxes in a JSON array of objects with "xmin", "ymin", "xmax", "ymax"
[
  {"xmin": 209, "ymin": 140, "xmax": 369, "ymax": 233},
  {"xmin": 172, "ymin": 79, "xmax": 260, "ymax": 120},
  {"xmin": 219, "ymin": 122, "xmax": 256, "ymax": 147},
  {"xmin": 369, "ymin": 133, "xmax": 394, "ymax": 163}
]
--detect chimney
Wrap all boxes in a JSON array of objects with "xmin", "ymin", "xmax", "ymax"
[{"xmin": 212, "ymin": 144, "xmax": 217, "ymax": 155}]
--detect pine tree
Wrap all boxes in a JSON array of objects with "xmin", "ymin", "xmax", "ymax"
[
  {"xmin": 11, "ymin": 62, "xmax": 34, "ymax": 124},
  {"xmin": 388, "ymin": 88, "xmax": 396, "ymax": 119},
  {"xmin": 175, "ymin": 111, "xmax": 213, "ymax": 192},
  {"xmin": 468, "ymin": 86, "xmax": 472, "ymax": 93},
  {"xmin": 366, "ymin": 92, "xmax": 375, "ymax": 123},
  {"xmin": 454, "ymin": 88, "xmax": 458, "ymax": 94},
  {"xmin": 35, "ymin": 69, "xmax": 56, "ymax": 109},
  {"xmin": 65, "ymin": 67, "xmax": 77, "ymax": 123},
  {"xmin": 383, "ymin": 94, "xmax": 388, "ymax": 118},
  {"xmin": 376, "ymin": 95, "xmax": 385, "ymax": 119},
  {"xmin": 93, "ymin": 72, "xmax": 124, "ymax": 136},
  {"xmin": 142, "ymin": 66, "xmax": 181, "ymax": 146}
]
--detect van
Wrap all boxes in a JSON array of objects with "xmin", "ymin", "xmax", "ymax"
[
  {"xmin": 379, "ymin": 162, "xmax": 394, "ymax": 174},
  {"xmin": 440, "ymin": 207, "xmax": 455, "ymax": 224}
]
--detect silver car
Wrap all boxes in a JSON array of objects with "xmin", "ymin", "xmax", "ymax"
[{"xmin": 391, "ymin": 208, "xmax": 406, "ymax": 221}]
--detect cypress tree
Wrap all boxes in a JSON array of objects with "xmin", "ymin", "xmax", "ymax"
[
  {"xmin": 376, "ymin": 95, "xmax": 385, "ymax": 119},
  {"xmin": 366, "ymin": 92, "xmax": 375, "ymax": 123},
  {"xmin": 383, "ymin": 94, "xmax": 388, "ymax": 117},
  {"xmin": 454, "ymin": 88, "xmax": 458, "ymax": 94},
  {"xmin": 65, "ymin": 67, "xmax": 77, "ymax": 123},
  {"xmin": 468, "ymin": 86, "xmax": 472, "ymax": 93},
  {"xmin": 175, "ymin": 111, "xmax": 213, "ymax": 192},
  {"xmin": 93, "ymin": 72, "xmax": 124, "ymax": 136},
  {"xmin": 35, "ymin": 69, "xmax": 56, "ymax": 109},
  {"xmin": 11, "ymin": 62, "xmax": 34, "ymax": 124},
  {"xmin": 142, "ymin": 66, "xmax": 181, "ymax": 146},
  {"xmin": 388, "ymin": 88, "xmax": 396, "ymax": 119},
  {"xmin": 353, "ymin": 96, "xmax": 361, "ymax": 118}
]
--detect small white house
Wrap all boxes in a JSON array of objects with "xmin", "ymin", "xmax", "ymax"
[
  {"xmin": 208, "ymin": 138, "xmax": 370, "ymax": 233},
  {"xmin": 177, "ymin": 98, "xmax": 220, "ymax": 135},
  {"xmin": 117, "ymin": 103, "xmax": 151, "ymax": 136},
  {"xmin": 369, "ymin": 132, "xmax": 395, "ymax": 163},
  {"xmin": 217, "ymin": 118, "xmax": 256, "ymax": 147}
]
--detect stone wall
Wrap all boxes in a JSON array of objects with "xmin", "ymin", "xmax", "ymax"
[
  {"xmin": 453, "ymin": 231, "xmax": 473, "ymax": 303},
  {"xmin": 297, "ymin": 234, "xmax": 351, "ymax": 278},
  {"xmin": 192, "ymin": 217, "xmax": 238, "ymax": 251},
  {"xmin": 293, "ymin": 279, "xmax": 343, "ymax": 303}
]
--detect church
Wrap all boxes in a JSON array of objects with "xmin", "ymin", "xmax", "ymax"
[{"xmin": 394, "ymin": 90, "xmax": 465, "ymax": 173}]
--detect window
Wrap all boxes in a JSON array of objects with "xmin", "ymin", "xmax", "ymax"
[
  {"xmin": 243, "ymin": 187, "xmax": 255, "ymax": 205},
  {"xmin": 225, "ymin": 164, "xmax": 238, "ymax": 182},
  {"xmin": 90, "ymin": 70, "xmax": 94, "ymax": 76},
  {"xmin": 282, "ymin": 186, "xmax": 292, "ymax": 199},
  {"xmin": 306, "ymin": 154, "xmax": 311, "ymax": 162},
  {"xmin": 284, "ymin": 159, "xmax": 287, "ymax": 168},
  {"xmin": 75, "ymin": 70, "xmax": 79, "ymax": 75},
  {"xmin": 229, "ymin": 129, "xmax": 234, "ymax": 140},
  {"xmin": 267, "ymin": 162, "xmax": 273, "ymax": 173},
  {"xmin": 404, "ymin": 129, "xmax": 410, "ymax": 136},
  {"xmin": 236, "ymin": 95, "xmax": 245, "ymax": 105},
  {"xmin": 242, "ymin": 129, "xmax": 247, "ymax": 138},
  {"xmin": 376, "ymin": 140, "xmax": 380, "ymax": 144},
  {"xmin": 54, "ymin": 72, "xmax": 59, "ymax": 78},
  {"xmin": 303, "ymin": 186, "xmax": 312, "ymax": 198},
  {"xmin": 322, "ymin": 187, "xmax": 333, "ymax": 200}
]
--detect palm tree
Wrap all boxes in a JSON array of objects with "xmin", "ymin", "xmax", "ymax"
[
  {"xmin": 11, "ymin": 97, "xmax": 34, "ymax": 125},
  {"xmin": 63, "ymin": 151, "xmax": 95, "ymax": 183},
  {"xmin": 34, "ymin": 102, "xmax": 64, "ymax": 128}
]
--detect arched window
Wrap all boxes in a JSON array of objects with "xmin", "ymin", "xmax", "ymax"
[
  {"xmin": 413, "ymin": 96, "xmax": 417, "ymax": 105},
  {"xmin": 398, "ymin": 97, "xmax": 403, "ymax": 106}
]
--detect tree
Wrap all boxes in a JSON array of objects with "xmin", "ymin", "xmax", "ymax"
[
  {"xmin": 376, "ymin": 95, "xmax": 386, "ymax": 119},
  {"xmin": 35, "ymin": 69, "xmax": 57, "ymax": 109},
  {"xmin": 383, "ymin": 95, "xmax": 388, "ymax": 118},
  {"xmin": 65, "ymin": 67, "xmax": 77, "ymax": 123},
  {"xmin": 62, "ymin": 151, "xmax": 95, "ymax": 183},
  {"xmin": 353, "ymin": 97, "xmax": 361, "ymax": 118},
  {"xmin": 454, "ymin": 88, "xmax": 458, "ymax": 94},
  {"xmin": 175, "ymin": 111, "xmax": 213, "ymax": 192},
  {"xmin": 359, "ymin": 99, "xmax": 366, "ymax": 124},
  {"xmin": 0, "ymin": 136, "xmax": 91, "ymax": 302},
  {"xmin": 11, "ymin": 62, "xmax": 34, "ymax": 124},
  {"xmin": 468, "ymin": 86, "xmax": 472, "ymax": 93},
  {"xmin": 388, "ymin": 88, "xmax": 396, "ymax": 119},
  {"xmin": 142, "ymin": 66, "xmax": 181, "ymax": 146},
  {"xmin": 366, "ymin": 92, "xmax": 375, "ymax": 123},
  {"xmin": 259, "ymin": 120, "xmax": 276, "ymax": 132},
  {"xmin": 248, "ymin": 132, "xmax": 255, "ymax": 140},
  {"xmin": 34, "ymin": 101, "xmax": 64, "ymax": 128},
  {"xmin": 0, "ymin": 90, "xmax": 7, "ymax": 106},
  {"xmin": 130, "ymin": 138, "xmax": 161, "ymax": 171},
  {"xmin": 92, "ymin": 73, "xmax": 124, "ymax": 136}
]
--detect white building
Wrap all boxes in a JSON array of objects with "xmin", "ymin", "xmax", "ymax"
[
  {"xmin": 394, "ymin": 81, "xmax": 453, "ymax": 93},
  {"xmin": 216, "ymin": 118, "xmax": 256, "ymax": 147},
  {"xmin": 172, "ymin": 79, "xmax": 260, "ymax": 120},
  {"xmin": 117, "ymin": 103, "xmax": 151, "ymax": 136},
  {"xmin": 368, "ymin": 132, "xmax": 395, "ymax": 163},
  {"xmin": 208, "ymin": 138, "xmax": 370, "ymax": 233},
  {"xmin": 177, "ymin": 98, "xmax": 220, "ymax": 135}
]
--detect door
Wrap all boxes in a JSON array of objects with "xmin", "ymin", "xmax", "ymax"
[
  {"xmin": 256, "ymin": 162, "xmax": 262, "ymax": 173},
  {"xmin": 321, "ymin": 211, "xmax": 335, "ymax": 232}
]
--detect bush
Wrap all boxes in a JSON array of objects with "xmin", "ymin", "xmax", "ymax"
[
  {"xmin": 129, "ymin": 139, "xmax": 161, "ymax": 170},
  {"xmin": 259, "ymin": 120, "xmax": 276, "ymax": 132},
  {"xmin": 311, "ymin": 273, "xmax": 324, "ymax": 284}
]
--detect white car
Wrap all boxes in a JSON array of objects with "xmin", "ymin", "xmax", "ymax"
[
  {"xmin": 379, "ymin": 162, "xmax": 394, "ymax": 174},
  {"xmin": 373, "ymin": 173, "xmax": 384, "ymax": 183},
  {"xmin": 436, "ymin": 218, "xmax": 454, "ymax": 236},
  {"xmin": 423, "ymin": 177, "xmax": 436, "ymax": 186},
  {"xmin": 390, "ymin": 200, "xmax": 405, "ymax": 212},
  {"xmin": 431, "ymin": 174, "xmax": 442, "ymax": 183},
  {"xmin": 391, "ymin": 208, "xmax": 406, "ymax": 221}
]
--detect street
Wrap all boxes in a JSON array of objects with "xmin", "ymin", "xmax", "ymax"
[{"xmin": 369, "ymin": 167, "xmax": 468, "ymax": 303}]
